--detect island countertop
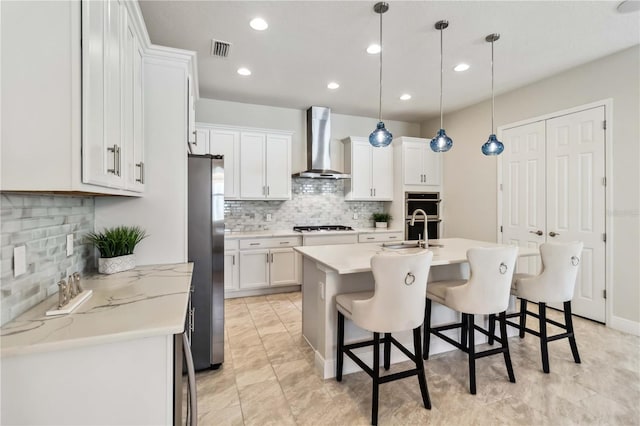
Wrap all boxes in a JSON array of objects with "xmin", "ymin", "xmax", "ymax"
[
  {"xmin": 294, "ymin": 238, "xmax": 538, "ymax": 275},
  {"xmin": 1, "ymin": 263, "xmax": 193, "ymax": 358}
]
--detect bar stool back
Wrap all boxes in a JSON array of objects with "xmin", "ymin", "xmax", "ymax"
[{"xmin": 336, "ymin": 250, "xmax": 433, "ymax": 425}]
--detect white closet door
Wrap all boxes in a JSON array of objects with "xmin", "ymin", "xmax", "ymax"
[
  {"xmin": 502, "ymin": 121, "xmax": 546, "ymax": 275},
  {"xmin": 546, "ymin": 106, "xmax": 606, "ymax": 322}
]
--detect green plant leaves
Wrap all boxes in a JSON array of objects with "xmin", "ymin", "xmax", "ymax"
[{"xmin": 85, "ymin": 226, "xmax": 148, "ymax": 258}]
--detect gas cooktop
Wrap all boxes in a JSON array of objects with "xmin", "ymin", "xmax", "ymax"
[{"xmin": 293, "ymin": 225, "xmax": 355, "ymax": 233}]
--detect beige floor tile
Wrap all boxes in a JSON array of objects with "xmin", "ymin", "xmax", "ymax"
[{"xmin": 193, "ymin": 292, "xmax": 640, "ymax": 425}]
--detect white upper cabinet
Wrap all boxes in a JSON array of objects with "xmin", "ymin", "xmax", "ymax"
[
  {"xmin": 237, "ymin": 128, "xmax": 292, "ymax": 200},
  {"xmin": 191, "ymin": 128, "xmax": 210, "ymax": 155},
  {"xmin": 207, "ymin": 126, "xmax": 240, "ymax": 199},
  {"xmin": 397, "ymin": 137, "xmax": 441, "ymax": 187},
  {"xmin": 343, "ymin": 137, "xmax": 393, "ymax": 201}
]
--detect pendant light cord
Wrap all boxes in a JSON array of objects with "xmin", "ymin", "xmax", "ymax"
[
  {"xmin": 378, "ymin": 9, "xmax": 383, "ymax": 122},
  {"xmin": 439, "ymin": 26, "xmax": 444, "ymax": 130},
  {"xmin": 491, "ymin": 38, "xmax": 495, "ymax": 134}
]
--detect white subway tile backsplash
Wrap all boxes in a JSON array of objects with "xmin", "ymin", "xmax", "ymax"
[
  {"xmin": 0, "ymin": 194, "xmax": 95, "ymax": 326},
  {"xmin": 224, "ymin": 179, "xmax": 387, "ymax": 231}
]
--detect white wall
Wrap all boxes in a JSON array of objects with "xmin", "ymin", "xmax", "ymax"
[
  {"xmin": 196, "ymin": 98, "xmax": 421, "ymax": 173},
  {"xmin": 423, "ymin": 46, "xmax": 640, "ymax": 326}
]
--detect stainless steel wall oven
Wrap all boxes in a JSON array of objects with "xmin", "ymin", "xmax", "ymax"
[{"xmin": 405, "ymin": 192, "xmax": 441, "ymax": 240}]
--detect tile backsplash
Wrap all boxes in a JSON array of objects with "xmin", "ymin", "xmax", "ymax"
[
  {"xmin": 0, "ymin": 194, "xmax": 95, "ymax": 325},
  {"xmin": 224, "ymin": 179, "xmax": 387, "ymax": 231}
]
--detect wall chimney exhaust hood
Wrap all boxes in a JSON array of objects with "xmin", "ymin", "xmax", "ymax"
[{"xmin": 292, "ymin": 107, "xmax": 351, "ymax": 179}]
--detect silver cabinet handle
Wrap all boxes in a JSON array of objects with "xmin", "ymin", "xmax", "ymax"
[
  {"xmin": 249, "ymin": 242, "xmax": 260, "ymax": 246},
  {"xmin": 373, "ymin": 188, "xmax": 376, "ymax": 196},
  {"xmin": 267, "ymin": 186, "xmax": 270, "ymax": 196},
  {"xmin": 271, "ymin": 253, "xmax": 274, "ymax": 263},
  {"xmin": 389, "ymin": 236, "xmax": 398, "ymax": 239},
  {"xmin": 366, "ymin": 237, "xmax": 375, "ymax": 240},
  {"xmin": 116, "ymin": 145, "xmax": 121, "ymax": 176},
  {"xmin": 107, "ymin": 145, "xmax": 118, "ymax": 175},
  {"xmin": 189, "ymin": 307, "xmax": 195, "ymax": 332},
  {"xmin": 529, "ymin": 230, "xmax": 543, "ymax": 236},
  {"xmin": 232, "ymin": 254, "xmax": 235, "ymax": 265},
  {"xmin": 192, "ymin": 131, "xmax": 198, "ymax": 145},
  {"xmin": 279, "ymin": 241, "xmax": 289, "ymax": 245},
  {"xmin": 266, "ymin": 253, "xmax": 269, "ymax": 263},
  {"xmin": 135, "ymin": 161, "xmax": 144, "ymax": 183},
  {"xmin": 549, "ymin": 231, "xmax": 560, "ymax": 237}
]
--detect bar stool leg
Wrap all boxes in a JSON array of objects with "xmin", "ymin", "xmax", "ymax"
[
  {"xmin": 500, "ymin": 311, "xmax": 516, "ymax": 383},
  {"xmin": 488, "ymin": 314, "xmax": 496, "ymax": 345},
  {"xmin": 384, "ymin": 333, "xmax": 391, "ymax": 370},
  {"xmin": 538, "ymin": 302, "xmax": 550, "ymax": 373},
  {"xmin": 423, "ymin": 299, "xmax": 432, "ymax": 360},
  {"xmin": 467, "ymin": 314, "xmax": 476, "ymax": 394},
  {"xmin": 564, "ymin": 301, "xmax": 581, "ymax": 364},
  {"xmin": 372, "ymin": 332, "xmax": 380, "ymax": 425},
  {"xmin": 519, "ymin": 299, "xmax": 527, "ymax": 339},
  {"xmin": 413, "ymin": 327, "xmax": 432, "ymax": 409},
  {"xmin": 337, "ymin": 312, "xmax": 344, "ymax": 382},
  {"xmin": 461, "ymin": 313, "xmax": 468, "ymax": 350}
]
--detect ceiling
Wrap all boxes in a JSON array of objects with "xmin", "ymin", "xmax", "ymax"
[{"xmin": 139, "ymin": 1, "xmax": 640, "ymax": 122}]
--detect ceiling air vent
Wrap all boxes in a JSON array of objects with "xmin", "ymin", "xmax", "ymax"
[{"xmin": 210, "ymin": 39, "xmax": 231, "ymax": 58}]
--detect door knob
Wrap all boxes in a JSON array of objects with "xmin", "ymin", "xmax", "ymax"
[
  {"xmin": 549, "ymin": 231, "xmax": 560, "ymax": 237},
  {"xmin": 529, "ymin": 230, "xmax": 543, "ymax": 236}
]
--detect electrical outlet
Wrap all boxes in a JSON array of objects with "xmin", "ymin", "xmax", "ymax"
[
  {"xmin": 66, "ymin": 234, "xmax": 74, "ymax": 256},
  {"xmin": 353, "ymin": 213, "xmax": 358, "ymax": 220},
  {"xmin": 14, "ymin": 246, "xmax": 26, "ymax": 277},
  {"xmin": 266, "ymin": 213, "xmax": 273, "ymax": 222}
]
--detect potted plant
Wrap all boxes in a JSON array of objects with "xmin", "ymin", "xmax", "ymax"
[
  {"xmin": 86, "ymin": 226, "xmax": 148, "ymax": 274},
  {"xmin": 371, "ymin": 213, "xmax": 392, "ymax": 228}
]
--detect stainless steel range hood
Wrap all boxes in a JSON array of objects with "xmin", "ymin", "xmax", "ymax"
[{"xmin": 292, "ymin": 106, "xmax": 351, "ymax": 179}]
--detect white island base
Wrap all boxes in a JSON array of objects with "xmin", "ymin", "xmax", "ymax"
[{"xmin": 296, "ymin": 239, "xmax": 535, "ymax": 379}]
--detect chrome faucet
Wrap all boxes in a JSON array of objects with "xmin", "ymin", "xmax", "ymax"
[{"xmin": 410, "ymin": 209, "xmax": 429, "ymax": 248}]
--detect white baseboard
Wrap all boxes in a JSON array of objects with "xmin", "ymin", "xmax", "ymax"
[{"xmin": 609, "ymin": 315, "xmax": 640, "ymax": 336}]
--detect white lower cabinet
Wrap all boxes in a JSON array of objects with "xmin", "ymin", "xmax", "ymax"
[
  {"xmin": 358, "ymin": 231, "xmax": 403, "ymax": 243},
  {"xmin": 227, "ymin": 236, "xmax": 301, "ymax": 296}
]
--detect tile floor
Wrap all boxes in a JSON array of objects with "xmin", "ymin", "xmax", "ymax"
[{"xmin": 193, "ymin": 292, "xmax": 640, "ymax": 425}]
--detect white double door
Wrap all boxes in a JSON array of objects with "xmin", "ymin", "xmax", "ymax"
[{"xmin": 501, "ymin": 106, "xmax": 606, "ymax": 322}]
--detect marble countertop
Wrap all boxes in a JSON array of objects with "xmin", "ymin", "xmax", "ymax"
[
  {"xmin": 1, "ymin": 263, "xmax": 193, "ymax": 358},
  {"xmin": 225, "ymin": 228, "xmax": 403, "ymax": 239},
  {"xmin": 294, "ymin": 238, "xmax": 539, "ymax": 275}
]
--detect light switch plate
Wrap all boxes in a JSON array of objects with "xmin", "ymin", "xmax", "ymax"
[
  {"xmin": 66, "ymin": 234, "xmax": 74, "ymax": 256},
  {"xmin": 14, "ymin": 246, "xmax": 26, "ymax": 277},
  {"xmin": 353, "ymin": 213, "xmax": 358, "ymax": 220},
  {"xmin": 266, "ymin": 213, "xmax": 272, "ymax": 222}
]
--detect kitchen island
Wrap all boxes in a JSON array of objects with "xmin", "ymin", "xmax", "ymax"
[
  {"xmin": 1, "ymin": 263, "xmax": 193, "ymax": 425},
  {"xmin": 295, "ymin": 238, "xmax": 538, "ymax": 379}
]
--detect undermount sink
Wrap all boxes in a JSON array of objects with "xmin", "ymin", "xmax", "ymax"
[{"xmin": 382, "ymin": 241, "xmax": 444, "ymax": 250}]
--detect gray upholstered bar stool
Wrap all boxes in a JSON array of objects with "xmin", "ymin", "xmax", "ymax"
[
  {"xmin": 336, "ymin": 250, "xmax": 433, "ymax": 426},
  {"xmin": 423, "ymin": 246, "xmax": 518, "ymax": 395},
  {"xmin": 490, "ymin": 241, "xmax": 584, "ymax": 373}
]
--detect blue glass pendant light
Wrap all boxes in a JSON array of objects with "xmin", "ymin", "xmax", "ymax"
[
  {"xmin": 481, "ymin": 33, "xmax": 504, "ymax": 156},
  {"xmin": 369, "ymin": 2, "xmax": 392, "ymax": 148},
  {"xmin": 430, "ymin": 20, "xmax": 453, "ymax": 153}
]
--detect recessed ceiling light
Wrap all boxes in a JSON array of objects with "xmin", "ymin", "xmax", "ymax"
[
  {"xmin": 454, "ymin": 63, "xmax": 470, "ymax": 72},
  {"xmin": 400, "ymin": 94, "xmax": 412, "ymax": 101},
  {"xmin": 237, "ymin": 67, "xmax": 251, "ymax": 76},
  {"xmin": 366, "ymin": 44, "xmax": 381, "ymax": 54},
  {"xmin": 327, "ymin": 82, "xmax": 340, "ymax": 90},
  {"xmin": 249, "ymin": 18, "xmax": 268, "ymax": 31}
]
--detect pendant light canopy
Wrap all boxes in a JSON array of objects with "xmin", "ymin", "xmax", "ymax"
[
  {"xmin": 481, "ymin": 33, "xmax": 504, "ymax": 156},
  {"xmin": 369, "ymin": 2, "xmax": 393, "ymax": 148},
  {"xmin": 430, "ymin": 20, "xmax": 453, "ymax": 153}
]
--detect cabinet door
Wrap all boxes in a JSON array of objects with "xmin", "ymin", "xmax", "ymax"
[
  {"xmin": 351, "ymin": 140, "xmax": 373, "ymax": 199},
  {"xmin": 132, "ymin": 37, "xmax": 145, "ymax": 189},
  {"xmin": 190, "ymin": 129, "xmax": 209, "ymax": 155},
  {"xmin": 403, "ymin": 142, "xmax": 424, "ymax": 185},
  {"xmin": 371, "ymin": 145, "xmax": 393, "ymax": 200},
  {"xmin": 270, "ymin": 248, "xmax": 297, "ymax": 286},
  {"xmin": 265, "ymin": 134, "xmax": 291, "ymax": 199},
  {"xmin": 104, "ymin": 0, "xmax": 123, "ymax": 186},
  {"xmin": 422, "ymin": 145, "xmax": 442, "ymax": 186},
  {"xmin": 187, "ymin": 75, "xmax": 196, "ymax": 144},
  {"xmin": 122, "ymin": 11, "xmax": 144, "ymax": 192},
  {"xmin": 210, "ymin": 128, "xmax": 240, "ymax": 199},
  {"xmin": 239, "ymin": 250, "xmax": 270, "ymax": 288},
  {"xmin": 224, "ymin": 251, "xmax": 239, "ymax": 291},
  {"xmin": 240, "ymin": 132, "xmax": 266, "ymax": 198}
]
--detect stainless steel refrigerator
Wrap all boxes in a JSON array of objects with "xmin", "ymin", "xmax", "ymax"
[{"xmin": 188, "ymin": 154, "xmax": 225, "ymax": 370}]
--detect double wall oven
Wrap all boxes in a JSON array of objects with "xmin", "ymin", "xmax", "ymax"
[{"xmin": 405, "ymin": 192, "xmax": 441, "ymax": 241}]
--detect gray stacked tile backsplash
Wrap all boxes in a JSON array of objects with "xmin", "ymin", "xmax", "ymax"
[
  {"xmin": 1, "ymin": 194, "xmax": 95, "ymax": 325},
  {"xmin": 224, "ymin": 179, "xmax": 387, "ymax": 231}
]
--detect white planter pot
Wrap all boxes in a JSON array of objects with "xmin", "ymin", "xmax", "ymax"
[
  {"xmin": 98, "ymin": 254, "xmax": 136, "ymax": 275},
  {"xmin": 375, "ymin": 222, "xmax": 388, "ymax": 228}
]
